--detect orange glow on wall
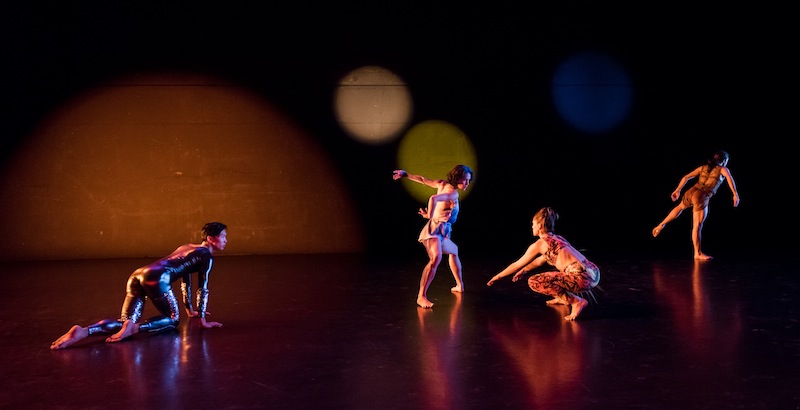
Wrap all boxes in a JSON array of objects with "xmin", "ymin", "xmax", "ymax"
[{"xmin": 0, "ymin": 71, "xmax": 365, "ymax": 260}]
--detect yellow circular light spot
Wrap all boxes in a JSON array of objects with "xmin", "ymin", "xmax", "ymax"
[{"xmin": 396, "ymin": 120, "xmax": 477, "ymax": 204}]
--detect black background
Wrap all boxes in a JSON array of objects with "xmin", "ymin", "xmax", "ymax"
[{"xmin": 2, "ymin": 2, "xmax": 794, "ymax": 258}]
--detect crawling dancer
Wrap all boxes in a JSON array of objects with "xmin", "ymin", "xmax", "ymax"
[
  {"xmin": 487, "ymin": 208, "xmax": 599, "ymax": 321},
  {"xmin": 50, "ymin": 222, "xmax": 227, "ymax": 350}
]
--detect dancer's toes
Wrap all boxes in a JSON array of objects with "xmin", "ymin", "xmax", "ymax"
[
  {"xmin": 416, "ymin": 296, "xmax": 434, "ymax": 309},
  {"xmin": 106, "ymin": 320, "xmax": 137, "ymax": 343},
  {"xmin": 450, "ymin": 285, "xmax": 464, "ymax": 293},
  {"xmin": 565, "ymin": 298, "xmax": 589, "ymax": 321},
  {"xmin": 50, "ymin": 325, "xmax": 88, "ymax": 350},
  {"xmin": 695, "ymin": 254, "xmax": 713, "ymax": 261}
]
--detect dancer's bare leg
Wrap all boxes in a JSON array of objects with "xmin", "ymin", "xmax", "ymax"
[
  {"xmin": 447, "ymin": 251, "xmax": 464, "ymax": 293},
  {"xmin": 50, "ymin": 325, "xmax": 89, "ymax": 350},
  {"xmin": 106, "ymin": 319, "xmax": 139, "ymax": 343},
  {"xmin": 653, "ymin": 205, "xmax": 684, "ymax": 237},
  {"xmin": 417, "ymin": 239, "xmax": 443, "ymax": 308},
  {"xmin": 565, "ymin": 295, "xmax": 588, "ymax": 321},
  {"xmin": 545, "ymin": 297, "xmax": 567, "ymax": 305},
  {"xmin": 692, "ymin": 208, "xmax": 712, "ymax": 260},
  {"xmin": 417, "ymin": 261, "xmax": 436, "ymax": 308}
]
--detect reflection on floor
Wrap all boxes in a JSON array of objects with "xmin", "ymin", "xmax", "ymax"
[{"xmin": 1, "ymin": 253, "xmax": 798, "ymax": 409}]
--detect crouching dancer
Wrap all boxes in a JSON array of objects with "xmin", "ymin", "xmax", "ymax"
[{"xmin": 487, "ymin": 208, "xmax": 599, "ymax": 321}]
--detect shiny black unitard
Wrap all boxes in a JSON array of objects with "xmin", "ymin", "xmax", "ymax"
[{"xmin": 87, "ymin": 245, "xmax": 214, "ymax": 336}]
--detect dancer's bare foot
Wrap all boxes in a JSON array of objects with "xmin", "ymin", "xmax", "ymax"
[
  {"xmin": 199, "ymin": 317, "xmax": 223, "ymax": 328},
  {"xmin": 50, "ymin": 325, "xmax": 89, "ymax": 350},
  {"xmin": 545, "ymin": 298, "xmax": 567, "ymax": 306},
  {"xmin": 451, "ymin": 284, "xmax": 464, "ymax": 293},
  {"xmin": 565, "ymin": 298, "xmax": 588, "ymax": 321},
  {"xmin": 417, "ymin": 296, "xmax": 434, "ymax": 309},
  {"xmin": 652, "ymin": 224, "xmax": 665, "ymax": 237},
  {"xmin": 694, "ymin": 253, "xmax": 713, "ymax": 261},
  {"xmin": 106, "ymin": 320, "xmax": 139, "ymax": 343}
]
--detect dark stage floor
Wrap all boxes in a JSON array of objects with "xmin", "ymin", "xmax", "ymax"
[{"xmin": 1, "ymin": 252, "xmax": 798, "ymax": 409}]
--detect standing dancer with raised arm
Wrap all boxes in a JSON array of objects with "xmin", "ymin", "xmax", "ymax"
[
  {"xmin": 652, "ymin": 150, "xmax": 740, "ymax": 260},
  {"xmin": 393, "ymin": 165, "xmax": 473, "ymax": 308}
]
